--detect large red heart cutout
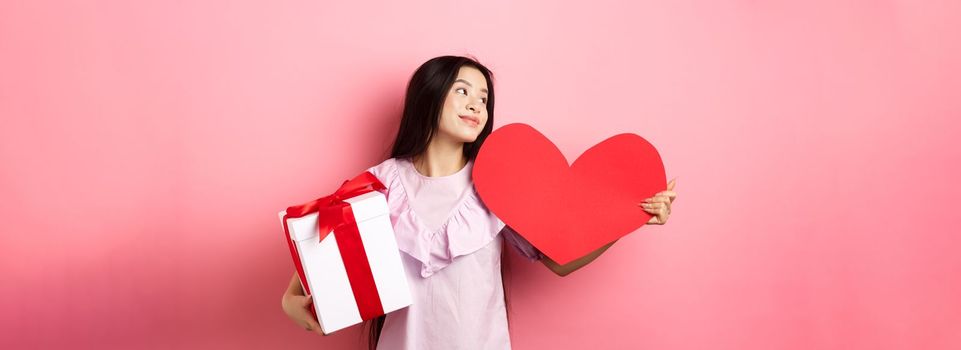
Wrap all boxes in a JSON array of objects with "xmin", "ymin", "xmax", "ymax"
[{"xmin": 473, "ymin": 123, "xmax": 666, "ymax": 265}]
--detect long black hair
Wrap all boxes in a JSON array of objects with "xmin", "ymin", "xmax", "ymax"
[{"xmin": 364, "ymin": 55, "xmax": 506, "ymax": 350}]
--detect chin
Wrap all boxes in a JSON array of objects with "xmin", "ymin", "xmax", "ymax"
[
  {"xmin": 456, "ymin": 132, "xmax": 480, "ymax": 143},
  {"xmin": 458, "ymin": 135, "xmax": 479, "ymax": 143}
]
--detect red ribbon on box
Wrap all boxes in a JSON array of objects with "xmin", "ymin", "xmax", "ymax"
[{"xmin": 282, "ymin": 171, "xmax": 387, "ymax": 321}]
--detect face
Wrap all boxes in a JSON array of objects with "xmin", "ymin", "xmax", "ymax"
[{"xmin": 435, "ymin": 66, "xmax": 489, "ymax": 144}]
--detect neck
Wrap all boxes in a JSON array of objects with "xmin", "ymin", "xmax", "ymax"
[{"xmin": 412, "ymin": 135, "xmax": 467, "ymax": 177}]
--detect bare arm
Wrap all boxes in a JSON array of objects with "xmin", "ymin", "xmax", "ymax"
[{"xmin": 541, "ymin": 239, "xmax": 618, "ymax": 277}]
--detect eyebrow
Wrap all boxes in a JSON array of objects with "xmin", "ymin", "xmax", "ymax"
[{"xmin": 455, "ymin": 79, "xmax": 489, "ymax": 94}]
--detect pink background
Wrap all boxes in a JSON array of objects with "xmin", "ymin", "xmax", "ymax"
[{"xmin": 2, "ymin": 1, "xmax": 960, "ymax": 349}]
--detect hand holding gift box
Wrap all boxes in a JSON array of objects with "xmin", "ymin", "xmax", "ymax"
[{"xmin": 279, "ymin": 171, "xmax": 412, "ymax": 335}]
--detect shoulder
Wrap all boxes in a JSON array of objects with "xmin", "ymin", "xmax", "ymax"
[{"xmin": 366, "ymin": 157, "xmax": 403, "ymax": 183}]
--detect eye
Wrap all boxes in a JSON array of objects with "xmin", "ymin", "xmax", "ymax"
[{"xmin": 455, "ymin": 86, "xmax": 486, "ymax": 104}]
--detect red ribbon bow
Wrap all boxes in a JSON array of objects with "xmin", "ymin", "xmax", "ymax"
[
  {"xmin": 282, "ymin": 171, "xmax": 387, "ymax": 322},
  {"xmin": 284, "ymin": 171, "xmax": 386, "ymax": 242}
]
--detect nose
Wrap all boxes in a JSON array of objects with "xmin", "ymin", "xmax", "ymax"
[{"xmin": 467, "ymin": 103, "xmax": 479, "ymax": 114}]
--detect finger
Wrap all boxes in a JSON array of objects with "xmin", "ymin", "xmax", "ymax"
[
  {"xmin": 641, "ymin": 198, "xmax": 666, "ymax": 205},
  {"xmin": 642, "ymin": 202, "xmax": 666, "ymax": 210},
  {"xmin": 656, "ymin": 191, "xmax": 677, "ymax": 202},
  {"xmin": 645, "ymin": 192, "xmax": 677, "ymax": 203},
  {"xmin": 652, "ymin": 195, "xmax": 671, "ymax": 205},
  {"xmin": 641, "ymin": 204, "xmax": 663, "ymax": 215},
  {"xmin": 643, "ymin": 206, "xmax": 665, "ymax": 222},
  {"xmin": 302, "ymin": 294, "xmax": 313, "ymax": 307},
  {"xmin": 647, "ymin": 215, "xmax": 661, "ymax": 224},
  {"xmin": 306, "ymin": 317, "xmax": 323, "ymax": 335},
  {"xmin": 644, "ymin": 203, "xmax": 667, "ymax": 213},
  {"xmin": 667, "ymin": 178, "xmax": 676, "ymax": 190}
]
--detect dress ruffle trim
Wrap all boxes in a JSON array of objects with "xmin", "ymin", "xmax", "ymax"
[{"xmin": 369, "ymin": 158, "xmax": 504, "ymax": 278}]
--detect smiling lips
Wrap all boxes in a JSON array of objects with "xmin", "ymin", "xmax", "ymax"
[{"xmin": 459, "ymin": 115, "xmax": 480, "ymax": 127}]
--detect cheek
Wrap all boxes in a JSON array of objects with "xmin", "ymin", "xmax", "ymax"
[
  {"xmin": 444, "ymin": 110, "xmax": 459, "ymax": 125},
  {"xmin": 444, "ymin": 93, "xmax": 460, "ymax": 110},
  {"xmin": 441, "ymin": 111, "xmax": 461, "ymax": 131}
]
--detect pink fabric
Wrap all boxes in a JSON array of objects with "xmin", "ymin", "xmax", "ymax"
[{"xmin": 366, "ymin": 157, "xmax": 542, "ymax": 350}]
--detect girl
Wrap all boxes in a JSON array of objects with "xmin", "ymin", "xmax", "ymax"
[{"xmin": 281, "ymin": 55, "xmax": 678, "ymax": 349}]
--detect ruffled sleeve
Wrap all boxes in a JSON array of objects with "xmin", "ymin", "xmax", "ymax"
[
  {"xmin": 365, "ymin": 158, "xmax": 396, "ymax": 196},
  {"xmin": 366, "ymin": 158, "xmax": 507, "ymax": 278},
  {"xmin": 496, "ymin": 218, "xmax": 545, "ymax": 262}
]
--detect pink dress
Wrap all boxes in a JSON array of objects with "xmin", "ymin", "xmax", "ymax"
[{"xmin": 365, "ymin": 157, "xmax": 543, "ymax": 350}]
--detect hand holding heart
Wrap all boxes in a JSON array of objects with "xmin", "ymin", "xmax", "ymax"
[{"xmin": 640, "ymin": 178, "xmax": 677, "ymax": 225}]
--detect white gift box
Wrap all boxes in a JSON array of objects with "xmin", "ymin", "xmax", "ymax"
[{"xmin": 279, "ymin": 190, "xmax": 412, "ymax": 334}]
